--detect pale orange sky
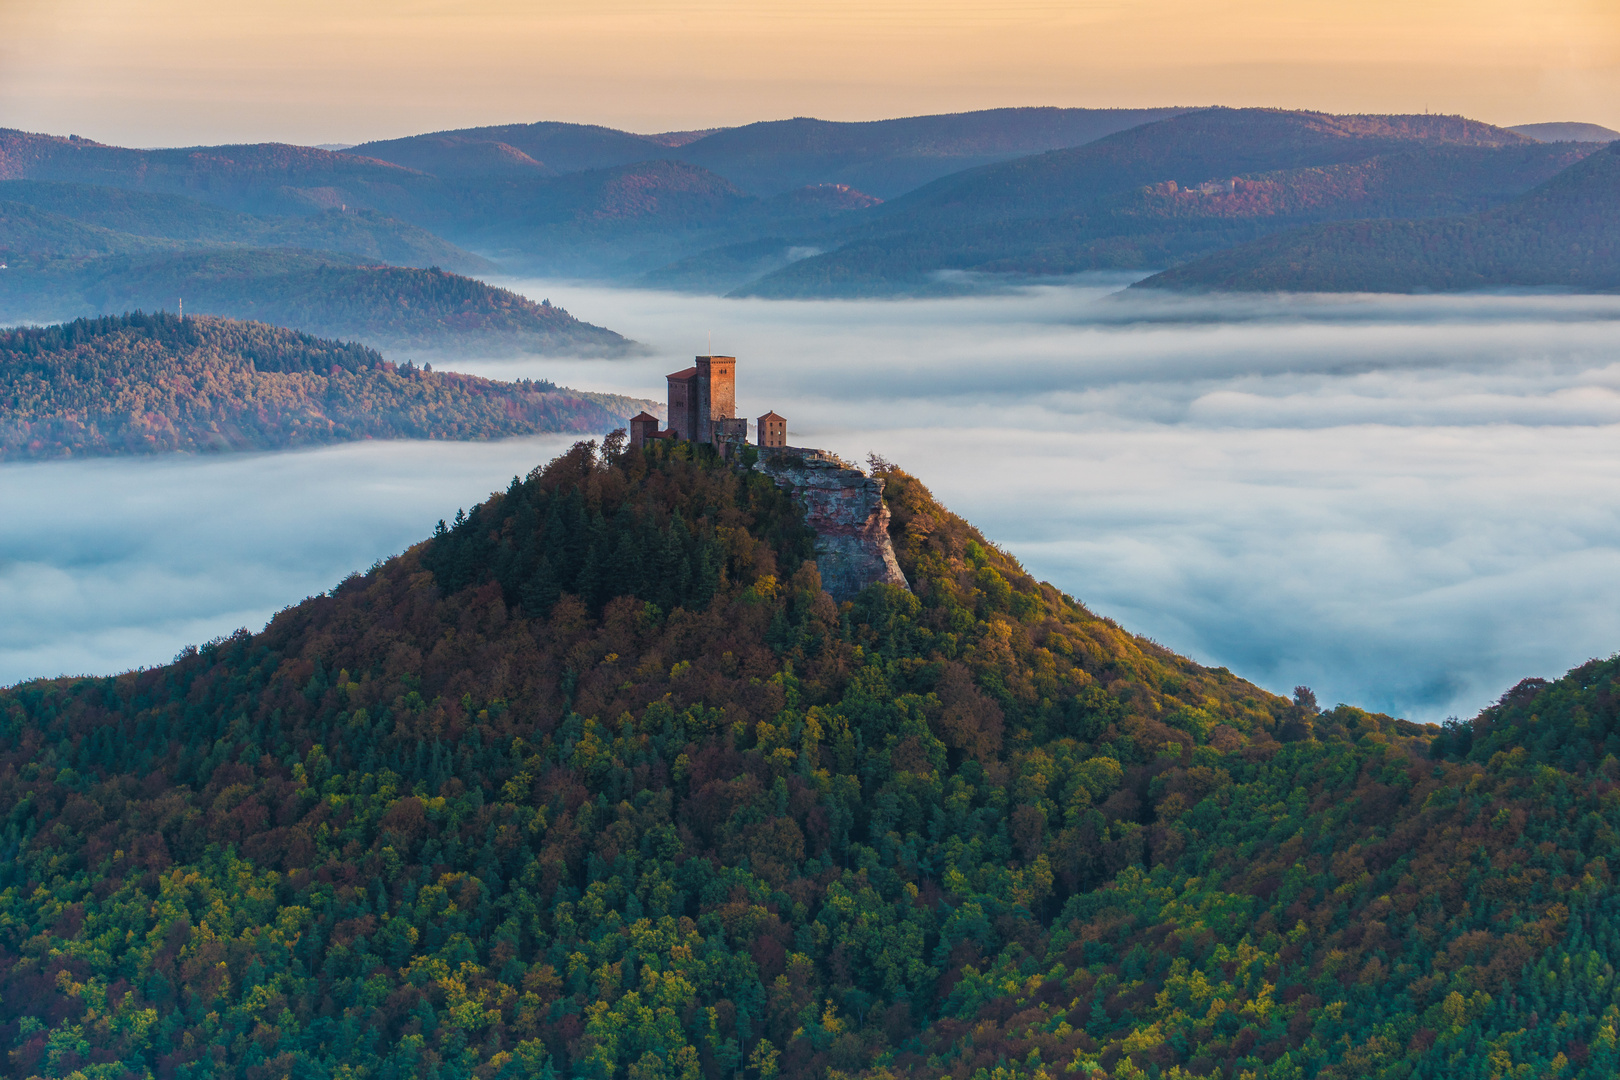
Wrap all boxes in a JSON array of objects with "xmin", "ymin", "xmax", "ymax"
[{"xmin": 2, "ymin": 0, "xmax": 1617, "ymax": 146}]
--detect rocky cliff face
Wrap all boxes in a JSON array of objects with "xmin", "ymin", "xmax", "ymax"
[{"xmin": 759, "ymin": 449, "xmax": 909, "ymax": 601}]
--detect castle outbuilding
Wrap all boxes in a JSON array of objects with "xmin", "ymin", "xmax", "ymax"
[
  {"xmin": 628, "ymin": 411, "xmax": 661, "ymax": 448},
  {"xmin": 757, "ymin": 411, "xmax": 787, "ymax": 448}
]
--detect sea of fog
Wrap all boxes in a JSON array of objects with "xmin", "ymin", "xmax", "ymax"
[{"xmin": 7, "ymin": 278, "xmax": 1620, "ymax": 723}]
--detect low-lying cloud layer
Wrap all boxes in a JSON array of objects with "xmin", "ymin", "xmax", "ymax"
[
  {"xmin": 6, "ymin": 281, "xmax": 1620, "ymax": 722},
  {"xmin": 0, "ymin": 436, "xmax": 580, "ymax": 687}
]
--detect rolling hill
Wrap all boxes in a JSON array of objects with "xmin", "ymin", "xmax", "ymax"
[
  {"xmin": 0, "ymin": 130, "xmax": 448, "ymax": 219},
  {"xmin": 10, "ymin": 109, "xmax": 1608, "ymax": 294},
  {"xmin": 0, "ymin": 181, "xmax": 492, "ymax": 271},
  {"xmin": 733, "ymin": 110, "xmax": 1582, "ymax": 296},
  {"xmin": 667, "ymin": 107, "xmax": 1190, "ymax": 197},
  {"xmin": 4, "ymin": 438, "xmax": 1620, "ymax": 1077},
  {"xmin": 0, "ymin": 249, "xmax": 629, "ymax": 356},
  {"xmin": 350, "ymin": 120, "xmax": 681, "ymax": 176},
  {"xmin": 1137, "ymin": 140, "xmax": 1620, "ymax": 293},
  {"xmin": 349, "ymin": 108, "xmax": 1189, "ymax": 198},
  {"xmin": 342, "ymin": 134, "xmax": 556, "ymax": 179},
  {"xmin": 1509, "ymin": 122, "xmax": 1620, "ymax": 143},
  {"xmin": 0, "ymin": 311, "xmax": 649, "ymax": 459}
]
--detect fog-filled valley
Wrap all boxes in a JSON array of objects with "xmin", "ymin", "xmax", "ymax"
[{"xmin": 9, "ymin": 278, "xmax": 1620, "ymax": 725}]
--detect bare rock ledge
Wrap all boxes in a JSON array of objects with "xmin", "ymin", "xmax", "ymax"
[{"xmin": 759, "ymin": 448, "xmax": 909, "ymax": 602}]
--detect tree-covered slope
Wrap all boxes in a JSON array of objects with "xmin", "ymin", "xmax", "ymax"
[
  {"xmin": 669, "ymin": 108, "xmax": 1189, "ymax": 198},
  {"xmin": 0, "ymin": 251, "xmax": 627, "ymax": 356},
  {"xmin": 1509, "ymin": 123, "xmax": 1619, "ymax": 144},
  {"xmin": 1139, "ymin": 141, "xmax": 1620, "ymax": 293},
  {"xmin": 733, "ymin": 117, "xmax": 1579, "ymax": 297},
  {"xmin": 0, "ymin": 131, "xmax": 449, "ymax": 220},
  {"xmin": 0, "ymin": 182, "xmax": 493, "ymax": 273},
  {"xmin": 349, "ymin": 122, "xmax": 672, "ymax": 178},
  {"xmin": 0, "ymin": 312, "xmax": 645, "ymax": 459},
  {"xmin": 3, "ymin": 439, "xmax": 1620, "ymax": 1078}
]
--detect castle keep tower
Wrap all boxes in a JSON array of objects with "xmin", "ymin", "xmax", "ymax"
[
  {"xmin": 695, "ymin": 355, "xmax": 735, "ymax": 440},
  {"xmin": 664, "ymin": 356, "xmax": 736, "ymax": 444}
]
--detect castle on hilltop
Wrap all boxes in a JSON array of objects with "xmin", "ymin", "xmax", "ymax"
[
  {"xmin": 627, "ymin": 355, "xmax": 787, "ymax": 455},
  {"xmin": 624, "ymin": 353, "xmax": 908, "ymax": 601}
]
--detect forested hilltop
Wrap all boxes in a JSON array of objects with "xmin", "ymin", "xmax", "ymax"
[
  {"xmin": 0, "ymin": 252, "xmax": 630, "ymax": 358},
  {"xmin": 0, "ymin": 312, "xmax": 649, "ymax": 459},
  {"xmin": 4, "ymin": 438, "xmax": 1620, "ymax": 1078}
]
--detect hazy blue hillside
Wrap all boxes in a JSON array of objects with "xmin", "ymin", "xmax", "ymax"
[
  {"xmin": 351, "ymin": 120, "xmax": 675, "ymax": 174},
  {"xmin": 0, "ymin": 201, "xmax": 169, "ymax": 258},
  {"xmin": 0, "ymin": 130, "xmax": 447, "ymax": 218},
  {"xmin": 0, "ymin": 180, "xmax": 270, "ymax": 242},
  {"xmin": 857, "ymin": 109, "xmax": 1532, "ymax": 235},
  {"xmin": 0, "ymin": 181, "xmax": 492, "ymax": 271},
  {"xmin": 348, "ymin": 108, "xmax": 1188, "ymax": 198},
  {"xmin": 9, "ymin": 110, "xmax": 1595, "ymax": 294},
  {"xmin": 1510, "ymin": 122, "xmax": 1620, "ymax": 143},
  {"xmin": 1138, "ymin": 141, "xmax": 1620, "ymax": 293},
  {"xmin": 0, "ymin": 249, "xmax": 629, "ymax": 356},
  {"xmin": 254, "ymin": 208, "xmax": 494, "ymax": 271},
  {"xmin": 671, "ymin": 106, "xmax": 1189, "ymax": 196},
  {"xmin": 342, "ymin": 134, "xmax": 556, "ymax": 178},
  {"xmin": 734, "ymin": 114, "xmax": 1578, "ymax": 296}
]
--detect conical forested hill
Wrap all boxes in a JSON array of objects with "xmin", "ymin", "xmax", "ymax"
[{"xmin": 3, "ymin": 439, "xmax": 1620, "ymax": 1079}]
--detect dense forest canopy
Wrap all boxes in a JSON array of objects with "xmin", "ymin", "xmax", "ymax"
[
  {"xmin": 0, "ymin": 182, "xmax": 490, "ymax": 273},
  {"xmin": 4, "ymin": 438, "xmax": 1620, "ymax": 1078},
  {"xmin": 0, "ymin": 311, "xmax": 645, "ymax": 459}
]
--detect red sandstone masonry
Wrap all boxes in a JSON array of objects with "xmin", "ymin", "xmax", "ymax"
[{"xmin": 759, "ymin": 448, "xmax": 909, "ymax": 602}]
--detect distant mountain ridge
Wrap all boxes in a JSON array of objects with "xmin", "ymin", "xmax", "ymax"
[
  {"xmin": 732, "ymin": 109, "xmax": 1574, "ymax": 296},
  {"xmin": 0, "ymin": 130, "xmax": 439, "ymax": 218},
  {"xmin": 0, "ymin": 180, "xmax": 491, "ymax": 271},
  {"xmin": 1138, "ymin": 141, "xmax": 1620, "ymax": 293},
  {"xmin": 1509, "ymin": 122, "xmax": 1620, "ymax": 144},
  {"xmin": 349, "ymin": 108, "xmax": 1191, "ymax": 198},
  {"xmin": 665, "ymin": 107, "xmax": 1191, "ymax": 196},
  {"xmin": 6, "ymin": 107, "xmax": 1615, "ymax": 297},
  {"xmin": 0, "ymin": 250, "xmax": 630, "ymax": 356}
]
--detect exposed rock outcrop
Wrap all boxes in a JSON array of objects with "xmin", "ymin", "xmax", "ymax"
[{"xmin": 759, "ymin": 448, "xmax": 909, "ymax": 601}]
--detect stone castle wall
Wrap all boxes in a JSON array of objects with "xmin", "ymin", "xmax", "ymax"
[{"xmin": 760, "ymin": 449, "xmax": 909, "ymax": 602}]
